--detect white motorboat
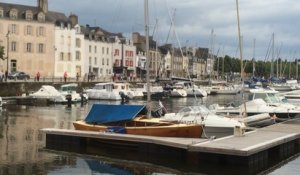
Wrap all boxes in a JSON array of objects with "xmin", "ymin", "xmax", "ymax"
[
  {"xmin": 162, "ymin": 105, "xmax": 246, "ymax": 138},
  {"xmin": 174, "ymin": 82, "xmax": 207, "ymax": 97},
  {"xmin": 248, "ymin": 88, "xmax": 300, "ymax": 110},
  {"xmin": 28, "ymin": 85, "xmax": 67, "ymax": 103},
  {"xmin": 85, "ymin": 82, "xmax": 134, "ymax": 100},
  {"xmin": 169, "ymin": 83, "xmax": 187, "ymax": 98},
  {"xmin": 269, "ymin": 83, "xmax": 295, "ymax": 91},
  {"xmin": 210, "ymin": 84, "xmax": 240, "ymax": 95},
  {"xmin": 59, "ymin": 83, "xmax": 88, "ymax": 103},
  {"xmin": 211, "ymin": 98, "xmax": 300, "ymax": 119},
  {"xmin": 277, "ymin": 90, "xmax": 300, "ymax": 104}
]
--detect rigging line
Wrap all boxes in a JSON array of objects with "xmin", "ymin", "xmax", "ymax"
[
  {"xmin": 166, "ymin": 8, "xmax": 176, "ymax": 44},
  {"xmin": 108, "ymin": 0, "xmax": 123, "ymax": 32},
  {"xmin": 264, "ymin": 35, "xmax": 273, "ymax": 62},
  {"xmin": 168, "ymin": 8, "xmax": 199, "ymax": 102}
]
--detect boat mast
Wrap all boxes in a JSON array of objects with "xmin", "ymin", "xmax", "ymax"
[
  {"xmin": 253, "ymin": 38, "xmax": 256, "ymax": 76},
  {"xmin": 235, "ymin": 0, "xmax": 247, "ymax": 117},
  {"xmin": 144, "ymin": 0, "xmax": 151, "ymax": 118},
  {"xmin": 270, "ymin": 33, "xmax": 275, "ymax": 78}
]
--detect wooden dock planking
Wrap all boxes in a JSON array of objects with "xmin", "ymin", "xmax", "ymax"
[
  {"xmin": 41, "ymin": 118, "xmax": 300, "ymax": 157},
  {"xmin": 190, "ymin": 119, "xmax": 300, "ymax": 156}
]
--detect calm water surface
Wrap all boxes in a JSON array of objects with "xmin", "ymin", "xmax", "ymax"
[{"xmin": 0, "ymin": 95, "xmax": 299, "ymax": 175}]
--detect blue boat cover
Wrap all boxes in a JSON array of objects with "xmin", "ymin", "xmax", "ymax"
[{"xmin": 84, "ymin": 104, "xmax": 146, "ymax": 124}]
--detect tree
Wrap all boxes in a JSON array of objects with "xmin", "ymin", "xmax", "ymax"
[{"xmin": 0, "ymin": 46, "xmax": 5, "ymax": 60}]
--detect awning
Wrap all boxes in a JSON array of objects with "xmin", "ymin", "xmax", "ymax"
[{"xmin": 84, "ymin": 104, "xmax": 146, "ymax": 124}]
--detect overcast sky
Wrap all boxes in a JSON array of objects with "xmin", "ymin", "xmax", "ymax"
[{"xmin": 2, "ymin": 0, "xmax": 300, "ymax": 60}]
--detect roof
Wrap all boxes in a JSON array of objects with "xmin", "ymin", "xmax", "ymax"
[
  {"xmin": 0, "ymin": 2, "xmax": 69, "ymax": 23},
  {"xmin": 84, "ymin": 104, "xmax": 146, "ymax": 124}
]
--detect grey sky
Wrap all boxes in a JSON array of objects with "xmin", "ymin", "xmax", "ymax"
[{"xmin": 2, "ymin": 0, "xmax": 300, "ymax": 60}]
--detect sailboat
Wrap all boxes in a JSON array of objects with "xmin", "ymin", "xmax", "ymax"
[{"xmin": 73, "ymin": 0, "xmax": 204, "ymax": 138}]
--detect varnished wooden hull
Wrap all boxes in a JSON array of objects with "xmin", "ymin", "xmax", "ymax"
[{"xmin": 73, "ymin": 120, "xmax": 203, "ymax": 138}]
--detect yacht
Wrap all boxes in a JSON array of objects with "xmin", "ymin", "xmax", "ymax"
[
  {"xmin": 162, "ymin": 105, "xmax": 246, "ymax": 138},
  {"xmin": 211, "ymin": 88, "xmax": 300, "ymax": 119},
  {"xmin": 175, "ymin": 82, "xmax": 207, "ymax": 97},
  {"xmin": 85, "ymin": 82, "xmax": 134, "ymax": 100},
  {"xmin": 278, "ymin": 90, "xmax": 300, "ymax": 104},
  {"xmin": 28, "ymin": 85, "xmax": 67, "ymax": 103},
  {"xmin": 59, "ymin": 83, "xmax": 88, "ymax": 103},
  {"xmin": 169, "ymin": 82, "xmax": 187, "ymax": 97},
  {"xmin": 210, "ymin": 84, "xmax": 241, "ymax": 95}
]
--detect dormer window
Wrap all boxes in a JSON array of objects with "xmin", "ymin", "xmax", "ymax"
[
  {"xmin": 25, "ymin": 10, "xmax": 33, "ymax": 20},
  {"xmin": 37, "ymin": 12, "xmax": 45, "ymax": 22},
  {"xmin": 9, "ymin": 8, "xmax": 18, "ymax": 19}
]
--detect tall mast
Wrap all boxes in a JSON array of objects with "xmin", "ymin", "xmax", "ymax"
[
  {"xmin": 253, "ymin": 38, "xmax": 256, "ymax": 76},
  {"xmin": 144, "ymin": 0, "xmax": 151, "ymax": 117},
  {"xmin": 270, "ymin": 33, "xmax": 275, "ymax": 78},
  {"xmin": 236, "ymin": 0, "xmax": 247, "ymax": 117}
]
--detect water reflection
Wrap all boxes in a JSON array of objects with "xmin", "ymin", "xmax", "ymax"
[{"xmin": 47, "ymin": 155, "xmax": 180, "ymax": 175}]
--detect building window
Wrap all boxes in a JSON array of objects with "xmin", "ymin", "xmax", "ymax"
[
  {"xmin": 107, "ymin": 48, "xmax": 109, "ymax": 55},
  {"xmin": 102, "ymin": 58, "xmax": 104, "ymax": 65},
  {"xmin": 11, "ymin": 60, "xmax": 17, "ymax": 72},
  {"xmin": 9, "ymin": 9, "xmax": 18, "ymax": 19},
  {"xmin": 38, "ymin": 43, "xmax": 44, "ymax": 53},
  {"xmin": 26, "ymin": 25, "xmax": 32, "ymax": 35},
  {"xmin": 11, "ymin": 41, "xmax": 17, "ymax": 52},
  {"xmin": 37, "ymin": 12, "xmax": 45, "ymax": 21},
  {"xmin": 107, "ymin": 58, "xmax": 109, "ymax": 66},
  {"xmin": 60, "ymin": 52, "xmax": 64, "ymax": 60},
  {"xmin": 68, "ymin": 53, "xmax": 71, "ymax": 61},
  {"xmin": 94, "ymin": 46, "xmax": 97, "ymax": 53},
  {"xmin": 94, "ymin": 57, "xmax": 97, "ymax": 65},
  {"xmin": 76, "ymin": 51, "xmax": 81, "ymax": 60},
  {"xmin": 38, "ymin": 27, "xmax": 45, "ymax": 36},
  {"xmin": 102, "ymin": 47, "xmax": 104, "ymax": 54},
  {"xmin": 89, "ymin": 45, "xmax": 92, "ymax": 53},
  {"xmin": 75, "ymin": 38, "xmax": 81, "ymax": 48},
  {"xmin": 11, "ymin": 24, "xmax": 17, "ymax": 34},
  {"xmin": 25, "ymin": 11, "xmax": 33, "ymax": 20},
  {"xmin": 114, "ymin": 49, "xmax": 119, "ymax": 56},
  {"xmin": 26, "ymin": 43, "xmax": 32, "ymax": 52}
]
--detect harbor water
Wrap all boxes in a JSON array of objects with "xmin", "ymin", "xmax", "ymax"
[{"xmin": 0, "ymin": 95, "xmax": 299, "ymax": 175}]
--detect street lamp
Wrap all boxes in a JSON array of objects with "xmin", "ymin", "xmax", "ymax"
[{"xmin": 5, "ymin": 31, "xmax": 10, "ymax": 82}]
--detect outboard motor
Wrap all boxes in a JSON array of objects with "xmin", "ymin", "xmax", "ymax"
[
  {"xmin": 119, "ymin": 91, "xmax": 129, "ymax": 104},
  {"xmin": 66, "ymin": 94, "xmax": 72, "ymax": 107}
]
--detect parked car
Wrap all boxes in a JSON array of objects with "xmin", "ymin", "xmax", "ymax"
[{"xmin": 8, "ymin": 71, "xmax": 30, "ymax": 80}]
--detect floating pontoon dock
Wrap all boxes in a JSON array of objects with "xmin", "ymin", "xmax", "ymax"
[{"xmin": 41, "ymin": 118, "xmax": 300, "ymax": 174}]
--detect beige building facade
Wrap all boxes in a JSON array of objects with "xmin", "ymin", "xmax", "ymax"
[{"xmin": 0, "ymin": 0, "xmax": 71, "ymax": 78}]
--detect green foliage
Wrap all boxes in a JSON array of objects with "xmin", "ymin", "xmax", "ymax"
[
  {"xmin": 214, "ymin": 55, "xmax": 300, "ymax": 78},
  {"xmin": 0, "ymin": 46, "xmax": 5, "ymax": 60}
]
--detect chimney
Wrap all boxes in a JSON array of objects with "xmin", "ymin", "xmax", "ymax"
[
  {"xmin": 69, "ymin": 14, "xmax": 78, "ymax": 28},
  {"xmin": 38, "ymin": 0, "xmax": 48, "ymax": 13}
]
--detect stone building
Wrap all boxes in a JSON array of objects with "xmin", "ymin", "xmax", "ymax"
[
  {"xmin": 0, "ymin": 0, "xmax": 71, "ymax": 78},
  {"xmin": 132, "ymin": 32, "xmax": 161, "ymax": 79}
]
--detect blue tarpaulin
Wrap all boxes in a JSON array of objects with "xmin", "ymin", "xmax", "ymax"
[{"xmin": 84, "ymin": 104, "xmax": 146, "ymax": 124}]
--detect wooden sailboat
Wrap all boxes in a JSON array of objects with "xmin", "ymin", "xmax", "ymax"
[
  {"xmin": 73, "ymin": 0, "xmax": 204, "ymax": 138},
  {"xmin": 73, "ymin": 104, "xmax": 203, "ymax": 138}
]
